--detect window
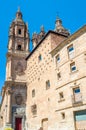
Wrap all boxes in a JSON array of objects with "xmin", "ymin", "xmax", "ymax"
[
  {"xmin": 74, "ymin": 87, "xmax": 80, "ymax": 94},
  {"xmin": 73, "ymin": 87, "xmax": 82, "ymax": 103},
  {"xmin": 46, "ymin": 80, "xmax": 50, "ymax": 90},
  {"xmin": 38, "ymin": 54, "xmax": 42, "ymax": 61},
  {"xmin": 56, "ymin": 54, "xmax": 60, "ymax": 64},
  {"xmin": 61, "ymin": 112, "xmax": 65, "ymax": 119},
  {"xmin": 18, "ymin": 29, "xmax": 21, "ymax": 35},
  {"xmin": 42, "ymin": 118, "xmax": 48, "ymax": 130},
  {"xmin": 59, "ymin": 92, "xmax": 64, "ymax": 99},
  {"xmin": 68, "ymin": 45, "xmax": 74, "ymax": 52},
  {"xmin": 70, "ymin": 62, "xmax": 76, "ymax": 72},
  {"xmin": 32, "ymin": 89, "xmax": 35, "ymax": 98},
  {"xmin": 31, "ymin": 104, "xmax": 37, "ymax": 115},
  {"xmin": 57, "ymin": 72, "xmax": 61, "ymax": 80},
  {"xmin": 68, "ymin": 45, "xmax": 74, "ymax": 59},
  {"xmin": 17, "ymin": 45, "xmax": 21, "ymax": 50}
]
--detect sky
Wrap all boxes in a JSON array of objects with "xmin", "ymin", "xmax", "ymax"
[{"xmin": 0, "ymin": 0, "xmax": 86, "ymax": 99}]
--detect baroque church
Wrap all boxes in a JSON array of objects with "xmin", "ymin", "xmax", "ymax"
[{"xmin": 0, "ymin": 9, "xmax": 86, "ymax": 130}]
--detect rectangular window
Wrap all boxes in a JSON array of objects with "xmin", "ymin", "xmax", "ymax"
[
  {"xmin": 46, "ymin": 80, "xmax": 50, "ymax": 90},
  {"xmin": 68, "ymin": 45, "xmax": 74, "ymax": 59},
  {"xmin": 42, "ymin": 118, "xmax": 48, "ymax": 130},
  {"xmin": 70, "ymin": 62, "xmax": 76, "ymax": 72},
  {"xmin": 68, "ymin": 46, "xmax": 74, "ymax": 52},
  {"xmin": 57, "ymin": 72, "xmax": 61, "ymax": 80},
  {"xmin": 38, "ymin": 54, "xmax": 42, "ymax": 61},
  {"xmin": 74, "ymin": 87, "xmax": 80, "ymax": 94},
  {"xmin": 18, "ymin": 29, "xmax": 21, "ymax": 35},
  {"xmin": 59, "ymin": 92, "xmax": 64, "ymax": 99},
  {"xmin": 31, "ymin": 104, "xmax": 37, "ymax": 115},
  {"xmin": 17, "ymin": 45, "xmax": 21, "ymax": 50},
  {"xmin": 56, "ymin": 54, "xmax": 60, "ymax": 64},
  {"xmin": 61, "ymin": 112, "xmax": 65, "ymax": 119},
  {"xmin": 32, "ymin": 89, "xmax": 35, "ymax": 98},
  {"xmin": 72, "ymin": 87, "xmax": 82, "ymax": 104}
]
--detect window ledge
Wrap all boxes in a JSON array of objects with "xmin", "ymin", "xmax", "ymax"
[
  {"xmin": 58, "ymin": 98, "xmax": 65, "ymax": 103},
  {"xmin": 60, "ymin": 120, "xmax": 66, "ymax": 123},
  {"xmin": 57, "ymin": 78, "xmax": 62, "ymax": 81}
]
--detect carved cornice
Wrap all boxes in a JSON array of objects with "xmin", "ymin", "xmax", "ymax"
[
  {"xmin": 5, "ymin": 80, "xmax": 26, "ymax": 86},
  {"xmin": 7, "ymin": 50, "xmax": 29, "ymax": 58}
]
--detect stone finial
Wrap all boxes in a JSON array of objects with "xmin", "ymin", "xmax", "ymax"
[
  {"xmin": 16, "ymin": 7, "xmax": 23, "ymax": 20},
  {"xmin": 32, "ymin": 32, "xmax": 38, "ymax": 39},
  {"xmin": 56, "ymin": 16, "xmax": 62, "ymax": 26},
  {"xmin": 39, "ymin": 25, "xmax": 45, "ymax": 38},
  {"xmin": 26, "ymin": 22, "xmax": 28, "ymax": 29},
  {"xmin": 32, "ymin": 32, "xmax": 38, "ymax": 48},
  {"xmin": 18, "ymin": 6, "xmax": 20, "ymax": 12},
  {"xmin": 40, "ymin": 25, "xmax": 45, "ymax": 32},
  {"xmin": 55, "ymin": 16, "xmax": 70, "ymax": 36}
]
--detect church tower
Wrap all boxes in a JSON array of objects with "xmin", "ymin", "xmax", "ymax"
[
  {"xmin": 1, "ymin": 9, "xmax": 30, "ymax": 129},
  {"xmin": 6, "ymin": 8, "xmax": 30, "ymax": 81}
]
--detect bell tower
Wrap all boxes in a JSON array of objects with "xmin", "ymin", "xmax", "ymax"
[
  {"xmin": 6, "ymin": 8, "xmax": 30, "ymax": 81},
  {"xmin": 2, "ymin": 9, "xmax": 30, "ymax": 129},
  {"xmin": 8, "ymin": 9, "xmax": 29, "ymax": 52}
]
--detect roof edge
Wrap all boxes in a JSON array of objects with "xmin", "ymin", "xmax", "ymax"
[
  {"xmin": 50, "ymin": 24, "xmax": 86, "ymax": 55},
  {"xmin": 26, "ymin": 30, "xmax": 68, "ymax": 60}
]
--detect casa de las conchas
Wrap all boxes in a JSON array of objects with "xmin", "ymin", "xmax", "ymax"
[{"xmin": 0, "ymin": 9, "xmax": 86, "ymax": 130}]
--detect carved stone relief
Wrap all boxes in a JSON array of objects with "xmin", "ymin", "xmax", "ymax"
[
  {"xmin": 15, "ymin": 62, "xmax": 24, "ymax": 75},
  {"xmin": 15, "ymin": 93, "xmax": 22, "ymax": 105},
  {"xmin": 11, "ymin": 85, "xmax": 27, "ymax": 106}
]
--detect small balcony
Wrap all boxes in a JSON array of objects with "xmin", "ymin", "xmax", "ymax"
[{"xmin": 71, "ymin": 93, "xmax": 83, "ymax": 106}]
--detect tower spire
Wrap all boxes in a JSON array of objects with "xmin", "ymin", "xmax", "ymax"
[
  {"xmin": 18, "ymin": 6, "xmax": 20, "ymax": 12},
  {"xmin": 55, "ymin": 16, "xmax": 70, "ymax": 36},
  {"xmin": 16, "ymin": 7, "xmax": 22, "ymax": 20}
]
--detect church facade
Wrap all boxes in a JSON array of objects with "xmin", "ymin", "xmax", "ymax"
[{"xmin": 0, "ymin": 9, "xmax": 86, "ymax": 130}]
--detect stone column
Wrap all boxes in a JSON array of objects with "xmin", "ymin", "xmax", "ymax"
[
  {"xmin": 26, "ymin": 40, "xmax": 29, "ymax": 51},
  {"xmin": 6, "ymin": 88, "xmax": 12, "ymax": 125},
  {"xmin": 6, "ymin": 56, "xmax": 12, "ymax": 80},
  {"xmin": 9, "ymin": 57, "xmax": 12, "ymax": 80}
]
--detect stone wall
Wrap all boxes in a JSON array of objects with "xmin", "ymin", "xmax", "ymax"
[{"xmin": 26, "ymin": 30, "xmax": 86, "ymax": 130}]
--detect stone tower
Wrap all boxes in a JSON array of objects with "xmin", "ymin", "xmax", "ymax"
[
  {"xmin": 6, "ymin": 8, "xmax": 30, "ymax": 81},
  {"xmin": 32, "ymin": 25, "xmax": 46, "ymax": 48},
  {"xmin": 2, "ymin": 8, "xmax": 30, "ymax": 129}
]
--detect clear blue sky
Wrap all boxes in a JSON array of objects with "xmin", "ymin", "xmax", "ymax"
[{"xmin": 0, "ymin": 0, "xmax": 86, "ymax": 98}]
